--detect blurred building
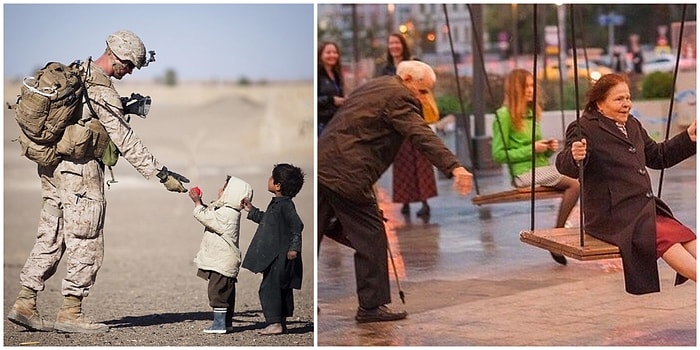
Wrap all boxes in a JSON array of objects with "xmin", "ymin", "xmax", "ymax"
[{"xmin": 318, "ymin": 4, "xmax": 473, "ymax": 69}]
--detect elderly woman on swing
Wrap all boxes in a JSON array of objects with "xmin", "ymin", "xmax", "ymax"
[{"xmin": 556, "ymin": 73, "xmax": 696, "ymax": 295}]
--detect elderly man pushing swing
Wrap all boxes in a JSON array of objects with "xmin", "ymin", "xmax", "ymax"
[{"xmin": 317, "ymin": 60, "xmax": 473, "ymax": 323}]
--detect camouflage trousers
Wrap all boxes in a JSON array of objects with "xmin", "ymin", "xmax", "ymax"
[{"xmin": 19, "ymin": 159, "xmax": 106, "ymax": 298}]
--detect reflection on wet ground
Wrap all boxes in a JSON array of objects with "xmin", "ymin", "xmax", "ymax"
[{"xmin": 318, "ymin": 158, "xmax": 696, "ymax": 346}]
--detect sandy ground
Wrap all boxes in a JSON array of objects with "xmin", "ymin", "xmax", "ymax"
[{"xmin": 3, "ymin": 80, "xmax": 315, "ymax": 346}]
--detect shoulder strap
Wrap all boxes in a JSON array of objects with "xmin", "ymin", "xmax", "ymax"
[
  {"xmin": 81, "ymin": 57, "xmax": 112, "ymax": 88},
  {"xmin": 76, "ymin": 57, "xmax": 100, "ymax": 119}
]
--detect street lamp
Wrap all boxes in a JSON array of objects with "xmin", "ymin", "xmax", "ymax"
[
  {"xmin": 511, "ymin": 4, "xmax": 519, "ymax": 67},
  {"xmin": 557, "ymin": 4, "xmax": 567, "ymax": 80},
  {"xmin": 597, "ymin": 12, "xmax": 625, "ymax": 68},
  {"xmin": 387, "ymin": 4, "xmax": 395, "ymax": 35}
]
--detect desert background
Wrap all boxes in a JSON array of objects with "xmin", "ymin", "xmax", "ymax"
[{"xmin": 3, "ymin": 80, "xmax": 315, "ymax": 346}]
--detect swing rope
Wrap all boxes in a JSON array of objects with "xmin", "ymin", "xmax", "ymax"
[
  {"xmin": 554, "ymin": 6, "xmax": 567, "ymax": 138},
  {"xmin": 442, "ymin": 4, "xmax": 481, "ymax": 194},
  {"xmin": 465, "ymin": 4, "xmax": 518, "ymax": 187},
  {"xmin": 469, "ymin": 5, "xmax": 569, "ymax": 207},
  {"xmin": 658, "ymin": 4, "xmax": 688, "ymax": 198},
  {"xmin": 529, "ymin": 4, "xmax": 539, "ymax": 232},
  {"xmin": 569, "ymin": 4, "xmax": 585, "ymax": 246}
]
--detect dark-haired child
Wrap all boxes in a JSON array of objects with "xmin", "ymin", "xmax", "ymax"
[{"xmin": 241, "ymin": 164, "xmax": 305, "ymax": 335}]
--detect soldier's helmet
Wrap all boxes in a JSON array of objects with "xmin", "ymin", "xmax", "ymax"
[{"xmin": 106, "ymin": 30, "xmax": 146, "ymax": 69}]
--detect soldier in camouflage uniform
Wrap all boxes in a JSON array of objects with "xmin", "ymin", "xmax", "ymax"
[{"xmin": 7, "ymin": 30, "xmax": 189, "ymax": 334}]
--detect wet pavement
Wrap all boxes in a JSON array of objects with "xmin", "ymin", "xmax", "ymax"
[{"xmin": 317, "ymin": 156, "xmax": 696, "ymax": 346}]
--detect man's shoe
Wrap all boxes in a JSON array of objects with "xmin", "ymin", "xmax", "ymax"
[
  {"xmin": 550, "ymin": 252, "xmax": 568, "ymax": 265},
  {"xmin": 400, "ymin": 203, "xmax": 410, "ymax": 215},
  {"xmin": 355, "ymin": 305, "xmax": 407, "ymax": 323}
]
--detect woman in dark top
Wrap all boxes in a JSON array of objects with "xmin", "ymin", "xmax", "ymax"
[
  {"xmin": 379, "ymin": 33, "xmax": 412, "ymax": 76},
  {"xmin": 317, "ymin": 41, "xmax": 345, "ymax": 135}
]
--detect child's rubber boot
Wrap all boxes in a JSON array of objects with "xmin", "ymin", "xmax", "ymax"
[{"xmin": 203, "ymin": 308, "xmax": 227, "ymax": 334}]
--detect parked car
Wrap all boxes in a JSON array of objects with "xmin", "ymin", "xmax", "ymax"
[
  {"xmin": 590, "ymin": 56, "xmax": 613, "ymax": 69},
  {"xmin": 642, "ymin": 54, "xmax": 676, "ymax": 74},
  {"xmin": 538, "ymin": 60, "xmax": 613, "ymax": 82}
]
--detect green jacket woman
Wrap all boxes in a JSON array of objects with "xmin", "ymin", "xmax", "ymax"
[
  {"xmin": 489, "ymin": 69, "xmax": 580, "ymax": 266},
  {"xmin": 491, "ymin": 106, "xmax": 554, "ymax": 179}
]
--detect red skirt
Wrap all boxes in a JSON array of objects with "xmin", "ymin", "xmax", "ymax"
[
  {"xmin": 392, "ymin": 139, "xmax": 438, "ymax": 203},
  {"xmin": 656, "ymin": 214, "xmax": 696, "ymax": 258}
]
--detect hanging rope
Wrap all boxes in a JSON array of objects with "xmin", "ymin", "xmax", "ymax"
[
  {"xmin": 569, "ymin": 4, "xmax": 585, "ymax": 246},
  {"xmin": 575, "ymin": 9, "xmax": 593, "ymax": 88},
  {"xmin": 658, "ymin": 3, "xmax": 688, "ymax": 198},
  {"xmin": 528, "ymin": 4, "xmax": 539, "ymax": 232},
  {"xmin": 442, "ymin": 4, "xmax": 480, "ymax": 194},
  {"xmin": 468, "ymin": 4, "xmax": 565, "ymax": 205},
  {"xmin": 464, "ymin": 4, "xmax": 517, "ymax": 187},
  {"xmin": 554, "ymin": 7, "xmax": 567, "ymax": 138}
]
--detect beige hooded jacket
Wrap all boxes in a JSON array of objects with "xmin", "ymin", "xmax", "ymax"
[{"xmin": 192, "ymin": 175, "xmax": 253, "ymax": 278}]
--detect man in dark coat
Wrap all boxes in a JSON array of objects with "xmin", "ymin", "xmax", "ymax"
[
  {"xmin": 556, "ymin": 74, "xmax": 696, "ymax": 295},
  {"xmin": 318, "ymin": 60, "xmax": 473, "ymax": 323}
]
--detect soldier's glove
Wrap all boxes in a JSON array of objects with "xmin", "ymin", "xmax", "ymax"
[{"xmin": 156, "ymin": 166, "xmax": 189, "ymax": 193}]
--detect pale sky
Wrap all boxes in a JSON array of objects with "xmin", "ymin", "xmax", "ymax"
[{"xmin": 3, "ymin": 3, "xmax": 314, "ymax": 82}]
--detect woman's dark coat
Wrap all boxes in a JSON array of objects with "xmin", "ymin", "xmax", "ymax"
[
  {"xmin": 242, "ymin": 196, "xmax": 304, "ymax": 290},
  {"xmin": 556, "ymin": 110, "xmax": 696, "ymax": 294},
  {"xmin": 317, "ymin": 67, "xmax": 344, "ymax": 126}
]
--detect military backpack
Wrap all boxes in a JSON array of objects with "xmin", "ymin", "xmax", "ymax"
[{"xmin": 12, "ymin": 60, "xmax": 113, "ymax": 167}]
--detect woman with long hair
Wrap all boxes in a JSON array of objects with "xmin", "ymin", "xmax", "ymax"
[
  {"xmin": 317, "ymin": 41, "xmax": 345, "ymax": 135},
  {"xmin": 491, "ymin": 69, "xmax": 580, "ymax": 265}
]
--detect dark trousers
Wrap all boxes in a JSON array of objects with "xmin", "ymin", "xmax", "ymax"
[
  {"xmin": 318, "ymin": 183, "xmax": 391, "ymax": 309},
  {"xmin": 198, "ymin": 269, "xmax": 236, "ymax": 309},
  {"xmin": 259, "ymin": 259, "xmax": 294, "ymax": 324}
]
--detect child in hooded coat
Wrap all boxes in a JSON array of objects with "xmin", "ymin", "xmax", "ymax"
[
  {"xmin": 188, "ymin": 175, "xmax": 253, "ymax": 334},
  {"xmin": 241, "ymin": 164, "xmax": 305, "ymax": 335}
]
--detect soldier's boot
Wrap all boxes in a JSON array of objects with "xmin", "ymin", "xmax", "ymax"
[
  {"xmin": 7, "ymin": 286, "xmax": 51, "ymax": 332},
  {"xmin": 225, "ymin": 307, "xmax": 234, "ymax": 333},
  {"xmin": 54, "ymin": 295, "xmax": 109, "ymax": 334}
]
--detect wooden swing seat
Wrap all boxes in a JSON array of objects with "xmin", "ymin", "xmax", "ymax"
[
  {"xmin": 520, "ymin": 227, "xmax": 621, "ymax": 260},
  {"xmin": 471, "ymin": 186, "xmax": 565, "ymax": 206}
]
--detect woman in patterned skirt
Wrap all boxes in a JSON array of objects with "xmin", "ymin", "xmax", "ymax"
[{"xmin": 381, "ymin": 33, "xmax": 439, "ymax": 218}]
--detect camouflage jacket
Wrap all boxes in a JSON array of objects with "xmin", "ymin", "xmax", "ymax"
[{"xmin": 81, "ymin": 60, "xmax": 160, "ymax": 179}]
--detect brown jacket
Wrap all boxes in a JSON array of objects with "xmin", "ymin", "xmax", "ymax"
[
  {"xmin": 556, "ymin": 110, "xmax": 696, "ymax": 294},
  {"xmin": 318, "ymin": 75, "xmax": 461, "ymax": 204}
]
